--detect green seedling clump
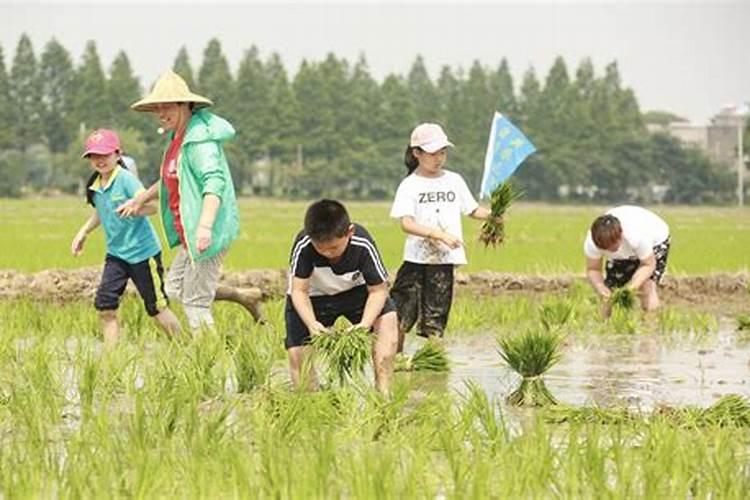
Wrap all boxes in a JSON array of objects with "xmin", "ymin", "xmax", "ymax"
[
  {"xmin": 498, "ymin": 329, "xmax": 563, "ymax": 407},
  {"xmin": 736, "ymin": 314, "xmax": 750, "ymax": 331},
  {"xmin": 311, "ymin": 325, "xmax": 372, "ymax": 385},
  {"xmin": 395, "ymin": 338, "xmax": 450, "ymax": 372},
  {"xmin": 610, "ymin": 287, "xmax": 636, "ymax": 310},
  {"xmin": 546, "ymin": 395, "xmax": 750, "ymax": 428},
  {"xmin": 539, "ymin": 300, "xmax": 574, "ymax": 332},
  {"xmin": 479, "ymin": 182, "xmax": 523, "ymax": 247}
]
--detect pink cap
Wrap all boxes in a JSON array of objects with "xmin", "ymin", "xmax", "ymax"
[
  {"xmin": 410, "ymin": 123, "xmax": 454, "ymax": 153},
  {"xmin": 82, "ymin": 129, "xmax": 121, "ymax": 158}
]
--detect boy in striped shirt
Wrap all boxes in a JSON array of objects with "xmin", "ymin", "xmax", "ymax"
[{"xmin": 286, "ymin": 199, "xmax": 398, "ymax": 393}]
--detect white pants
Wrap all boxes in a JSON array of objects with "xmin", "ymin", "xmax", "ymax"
[{"xmin": 165, "ymin": 247, "xmax": 225, "ymax": 331}]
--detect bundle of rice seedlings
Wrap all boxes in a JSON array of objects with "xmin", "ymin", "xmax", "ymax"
[
  {"xmin": 479, "ymin": 182, "xmax": 523, "ymax": 247},
  {"xmin": 394, "ymin": 339, "xmax": 450, "ymax": 372},
  {"xmin": 699, "ymin": 394, "xmax": 750, "ymax": 426},
  {"xmin": 736, "ymin": 314, "xmax": 750, "ymax": 331},
  {"xmin": 544, "ymin": 405, "xmax": 637, "ymax": 425},
  {"xmin": 311, "ymin": 325, "xmax": 372, "ymax": 385},
  {"xmin": 497, "ymin": 329, "xmax": 563, "ymax": 407},
  {"xmin": 539, "ymin": 300, "xmax": 574, "ymax": 332},
  {"xmin": 610, "ymin": 287, "xmax": 635, "ymax": 310}
]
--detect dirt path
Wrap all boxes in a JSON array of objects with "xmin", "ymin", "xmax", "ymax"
[{"xmin": 1, "ymin": 268, "xmax": 747, "ymax": 314}]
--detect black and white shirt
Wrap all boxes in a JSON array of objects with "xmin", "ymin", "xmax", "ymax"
[{"xmin": 287, "ymin": 224, "xmax": 389, "ymax": 297}]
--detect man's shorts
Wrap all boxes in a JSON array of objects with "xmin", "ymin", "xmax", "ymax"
[
  {"xmin": 389, "ymin": 262, "xmax": 454, "ymax": 338},
  {"xmin": 94, "ymin": 253, "xmax": 168, "ymax": 317},
  {"xmin": 285, "ymin": 286, "xmax": 396, "ymax": 349},
  {"xmin": 604, "ymin": 238, "xmax": 671, "ymax": 289}
]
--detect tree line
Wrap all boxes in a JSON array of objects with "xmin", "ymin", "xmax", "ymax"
[{"xmin": 0, "ymin": 34, "xmax": 740, "ymax": 203}]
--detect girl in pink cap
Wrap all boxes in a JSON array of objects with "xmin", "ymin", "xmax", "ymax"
[
  {"xmin": 389, "ymin": 123, "xmax": 494, "ymax": 352},
  {"xmin": 71, "ymin": 129, "xmax": 182, "ymax": 346}
]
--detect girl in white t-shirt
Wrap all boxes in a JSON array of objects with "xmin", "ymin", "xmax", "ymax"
[{"xmin": 389, "ymin": 123, "xmax": 494, "ymax": 352}]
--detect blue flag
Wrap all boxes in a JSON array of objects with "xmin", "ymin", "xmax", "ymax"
[{"xmin": 480, "ymin": 112, "xmax": 536, "ymax": 199}]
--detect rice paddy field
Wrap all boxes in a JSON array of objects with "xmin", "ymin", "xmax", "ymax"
[
  {"xmin": 2, "ymin": 198, "xmax": 749, "ymax": 273},
  {"xmin": 1, "ymin": 197, "xmax": 750, "ymax": 497}
]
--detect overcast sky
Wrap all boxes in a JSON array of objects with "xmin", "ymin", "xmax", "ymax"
[{"xmin": 1, "ymin": 0, "xmax": 747, "ymax": 123}]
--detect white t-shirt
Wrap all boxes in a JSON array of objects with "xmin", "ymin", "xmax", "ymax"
[
  {"xmin": 584, "ymin": 205, "xmax": 670, "ymax": 260},
  {"xmin": 390, "ymin": 170, "xmax": 479, "ymax": 265}
]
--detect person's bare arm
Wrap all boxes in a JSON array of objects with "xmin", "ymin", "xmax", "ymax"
[
  {"xmin": 353, "ymin": 282, "xmax": 388, "ymax": 330},
  {"xmin": 586, "ymin": 256, "xmax": 611, "ymax": 299},
  {"xmin": 629, "ymin": 253, "xmax": 657, "ymax": 291},
  {"xmin": 71, "ymin": 212, "xmax": 101, "ymax": 256},
  {"xmin": 117, "ymin": 181, "xmax": 159, "ymax": 217},
  {"xmin": 290, "ymin": 276, "xmax": 327, "ymax": 336}
]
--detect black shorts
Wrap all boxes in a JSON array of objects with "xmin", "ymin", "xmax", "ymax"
[
  {"xmin": 604, "ymin": 238, "xmax": 671, "ymax": 289},
  {"xmin": 389, "ymin": 261, "xmax": 454, "ymax": 338},
  {"xmin": 285, "ymin": 286, "xmax": 396, "ymax": 349},
  {"xmin": 95, "ymin": 253, "xmax": 168, "ymax": 317}
]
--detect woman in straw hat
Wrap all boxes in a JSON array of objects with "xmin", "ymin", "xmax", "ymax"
[{"xmin": 119, "ymin": 69, "xmax": 262, "ymax": 332}]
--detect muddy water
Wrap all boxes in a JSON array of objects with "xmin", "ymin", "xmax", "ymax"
[{"xmin": 403, "ymin": 325, "xmax": 750, "ymax": 410}]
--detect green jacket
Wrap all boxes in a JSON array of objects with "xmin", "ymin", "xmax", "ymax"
[{"xmin": 159, "ymin": 109, "xmax": 240, "ymax": 262}]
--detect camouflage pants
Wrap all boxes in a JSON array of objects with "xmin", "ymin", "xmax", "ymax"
[
  {"xmin": 604, "ymin": 238, "xmax": 671, "ymax": 289},
  {"xmin": 390, "ymin": 262, "xmax": 454, "ymax": 338}
]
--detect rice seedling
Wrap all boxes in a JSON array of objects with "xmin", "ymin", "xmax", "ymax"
[
  {"xmin": 539, "ymin": 299, "xmax": 574, "ymax": 332},
  {"xmin": 545, "ymin": 395, "xmax": 750, "ymax": 428},
  {"xmin": 655, "ymin": 394, "xmax": 750, "ymax": 428},
  {"xmin": 310, "ymin": 325, "xmax": 372, "ymax": 385},
  {"xmin": 394, "ymin": 338, "xmax": 450, "ymax": 372},
  {"xmin": 610, "ymin": 287, "xmax": 636, "ymax": 310},
  {"xmin": 230, "ymin": 336, "xmax": 272, "ymax": 393},
  {"xmin": 608, "ymin": 309, "xmax": 639, "ymax": 334},
  {"xmin": 478, "ymin": 181, "xmax": 523, "ymax": 247},
  {"xmin": 737, "ymin": 314, "xmax": 750, "ymax": 331},
  {"xmin": 497, "ymin": 329, "xmax": 563, "ymax": 407},
  {"xmin": 544, "ymin": 405, "xmax": 637, "ymax": 425}
]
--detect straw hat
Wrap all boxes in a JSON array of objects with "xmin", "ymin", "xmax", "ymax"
[{"xmin": 131, "ymin": 69, "xmax": 213, "ymax": 112}]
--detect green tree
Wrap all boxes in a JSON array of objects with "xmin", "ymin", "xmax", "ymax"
[
  {"xmin": 71, "ymin": 40, "xmax": 111, "ymax": 131},
  {"xmin": 340, "ymin": 55, "xmax": 385, "ymax": 197},
  {"xmin": 39, "ymin": 38, "xmax": 75, "ymax": 153},
  {"xmin": 293, "ymin": 59, "xmax": 335, "ymax": 162},
  {"xmin": 197, "ymin": 38, "xmax": 234, "ymax": 114},
  {"xmin": 450, "ymin": 61, "xmax": 494, "ymax": 191},
  {"xmin": 172, "ymin": 46, "xmax": 196, "ymax": 90},
  {"xmin": 0, "ymin": 45, "xmax": 14, "ymax": 150},
  {"xmin": 233, "ymin": 45, "xmax": 271, "ymax": 191},
  {"xmin": 407, "ymin": 55, "xmax": 440, "ymax": 122},
  {"xmin": 379, "ymin": 74, "xmax": 417, "ymax": 188},
  {"xmin": 9, "ymin": 34, "xmax": 42, "ymax": 152},
  {"xmin": 490, "ymin": 58, "xmax": 517, "ymax": 119},
  {"xmin": 0, "ymin": 150, "xmax": 24, "ymax": 196},
  {"xmin": 265, "ymin": 53, "xmax": 298, "ymax": 163},
  {"xmin": 107, "ymin": 51, "xmax": 148, "ymax": 133}
]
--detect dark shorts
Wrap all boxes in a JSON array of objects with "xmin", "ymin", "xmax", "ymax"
[
  {"xmin": 389, "ymin": 261, "xmax": 454, "ymax": 338},
  {"xmin": 285, "ymin": 286, "xmax": 396, "ymax": 349},
  {"xmin": 604, "ymin": 238, "xmax": 671, "ymax": 289},
  {"xmin": 95, "ymin": 253, "xmax": 168, "ymax": 317}
]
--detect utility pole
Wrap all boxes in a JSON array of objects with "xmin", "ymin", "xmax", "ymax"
[
  {"xmin": 735, "ymin": 104, "xmax": 748, "ymax": 207},
  {"xmin": 738, "ymin": 120, "xmax": 744, "ymax": 207}
]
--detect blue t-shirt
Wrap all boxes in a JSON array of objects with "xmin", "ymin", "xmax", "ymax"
[{"xmin": 89, "ymin": 166, "xmax": 161, "ymax": 264}]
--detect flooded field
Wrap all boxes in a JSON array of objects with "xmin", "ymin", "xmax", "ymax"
[
  {"xmin": 1, "ymin": 282, "xmax": 749, "ymax": 496},
  {"xmin": 428, "ymin": 325, "xmax": 749, "ymax": 409}
]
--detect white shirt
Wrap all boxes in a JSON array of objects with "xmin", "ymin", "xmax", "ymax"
[
  {"xmin": 584, "ymin": 205, "xmax": 670, "ymax": 260},
  {"xmin": 390, "ymin": 170, "xmax": 479, "ymax": 265}
]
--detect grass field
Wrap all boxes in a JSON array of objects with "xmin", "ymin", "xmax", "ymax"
[{"xmin": 1, "ymin": 197, "xmax": 749, "ymax": 274}]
